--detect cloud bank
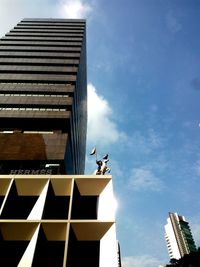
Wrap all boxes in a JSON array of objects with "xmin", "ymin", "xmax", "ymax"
[
  {"xmin": 59, "ymin": 0, "xmax": 92, "ymax": 18},
  {"xmin": 122, "ymin": 255, "xmax": 162, "ymax": 267},
  {"xmin": 87, "ymin": 83, "xmax": 125, "ymax": 147},
  {"xmin": 0, "ymin": 0, "xmax": 93, "ymax": 37}
]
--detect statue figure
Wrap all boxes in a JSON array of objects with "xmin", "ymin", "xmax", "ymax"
[{"xmin": 90, "ymin": 148, "xmax": 111, "ymax": 175}]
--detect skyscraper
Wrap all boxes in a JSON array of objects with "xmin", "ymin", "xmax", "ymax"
[
  {"xmin": 165, "ymin": 212, "xmax": 196, "ymax": 260},
  {"xmin": 0, "ymin": 19, "xmax": 119, "ymax": 266},
  {"xmin": 0, "ymin": 18, "xmax": 87, "ymax": 175}
]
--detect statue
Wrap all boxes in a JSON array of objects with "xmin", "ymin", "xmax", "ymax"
[{"xmin": 90, "ymin": 147, "xmax": 111, "ymax": 175}]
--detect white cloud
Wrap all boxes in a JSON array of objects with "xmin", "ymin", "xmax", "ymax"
[
  {"xmin": 87, "ymin": 83, "xmax": 125, "ymax": 146},
  {"xmin": 122, "ymin": 255, "xmax": 162, "ymax": 267},
  {"xmin": 0, "ymin": 0, "xmax": 93, "ymax": 37},
  {"xmin": 59, "ymin": 0, "xmax": 92, "ymax": 18},
  {"xmin": 128, "ymin": 167, "xmax": 164, "ymax": 192},
  {"xmin": 0, "ymin": 0, "xmax": 61, "ymax": 37}
]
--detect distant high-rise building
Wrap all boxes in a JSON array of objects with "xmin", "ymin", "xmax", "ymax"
[
  {"xmin": 165, "ymin": 212, "xmax": 196, "ymax": 260},
  {"xmin": 0, "ymin": 19, "xmax": 120, "ymax": 267}
]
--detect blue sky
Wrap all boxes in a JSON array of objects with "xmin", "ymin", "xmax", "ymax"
[{"xmin": 0, "ymin": 0, "xmax": 200, "ymax": 266}]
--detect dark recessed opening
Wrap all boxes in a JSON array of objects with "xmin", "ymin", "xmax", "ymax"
[
  {"xmin": 0, "ymin": 196, "xmax": 4, "ymax": 209},
  {"xmin": 71, "ymin": 182, "xmax": 98, "ymax": 219},
  {"xmin": 42, "ymin": 181, "xmax": 69, "ymax": 219},
  {"xmin": 32, "ymin": 225, "xmax": 65, "ymax": 267},
  {"xmin": 0, "ymin": 239, "xmax": 29, "ymax": 266},
  {"xmin": 67, "ymin": 227, "xmax": 100, "ymax": 267},
  {"xmin": 0, "ymin": 181, "xmax": 38, "ymax": 219}
]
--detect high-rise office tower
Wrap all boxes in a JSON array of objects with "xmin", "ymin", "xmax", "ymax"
[
  {"xmin": 165, "ymin": 212, "xmax": 196, "ymax": 260},
  {"xmin": 0, "ymin": 18, "xmax": 87, "ymax": 175},
  {"xmin": 0, "ymin": 19, "xmax": 119, "ymax": 267}
]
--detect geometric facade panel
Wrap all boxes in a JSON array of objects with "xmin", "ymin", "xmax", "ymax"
[
  {"xmin": 0, "ymin": 174, "xmax": 117, "ymax": 266},
  {"xmin": 71, "ymin": 221, "xmax": 114, "ymax": 241}
]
